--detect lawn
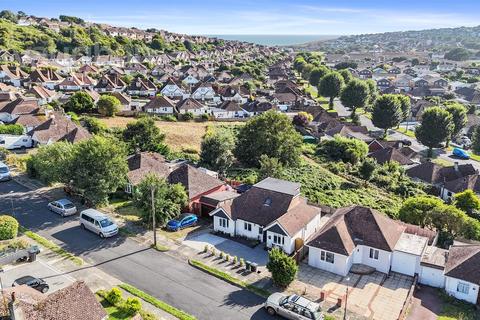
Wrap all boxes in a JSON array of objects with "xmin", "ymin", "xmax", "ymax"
[
  {"xmin": 98, "ymin": 116, "xmax": 243, "ymax": 153},
  {"xmin": 438, "ymin": 291, "xmax": 480, "ymax": 320},
  {"xmin": 395, "ymin": 127, "xmax": 416, "ymax": 138}
]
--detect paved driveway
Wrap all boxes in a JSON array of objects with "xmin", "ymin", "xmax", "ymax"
[
  {"xmin": 2, "ymin": 259, "xmax": 74, "ymax": 293},
  {"xmin": 293, "ymin": 264, "xmax": 413, "ymax": 320},
  {"xmin": 183, "ymin": 232, "xmax": 269, "ymax": 266}
]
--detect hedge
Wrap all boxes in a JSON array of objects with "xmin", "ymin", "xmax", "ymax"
[{"xmin": 0, "ymin": 215, "xmax": 19, "ymax": 240}]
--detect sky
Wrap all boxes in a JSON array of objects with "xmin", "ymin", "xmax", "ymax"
[{"xmin": 2, "ymin": 0, "xmax": 480, "ymax": 35}]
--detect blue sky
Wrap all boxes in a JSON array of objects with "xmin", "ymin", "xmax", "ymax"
[{"xmin": 3, "ymin": 0, "xmax": 480, "ymax": 35}]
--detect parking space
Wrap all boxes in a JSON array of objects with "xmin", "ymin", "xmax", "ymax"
[
  {"xmin": 183, "ymin": 232, "xmax": 268, "ymax": 266},
  {"xmin": 2, "ymin": 259, "xmax": 74, "ymax": 293},
  {"xmin": 292, "ymin": 264, "xmax": 414, "ymax": 320}
]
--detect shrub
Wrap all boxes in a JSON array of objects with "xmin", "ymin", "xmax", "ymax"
[
  {"xmin": 225, "ymin": 254, "xmax": 230, "ymax": 262},
  {"xmin": 233, "ymin": 256, "xmax": 238, "ymax": 264},
  {"xmin": 317, "ymin": 134, "xmax": 369, "ymax": 164},
  {"xmin": 0, "ymin": 124, "xmax": 24, "ymax": 135},
  {"xmin": 203, "ymin": 245, "xmax": 209, "ymax": 253},
  {"xmin": 240, "ymin": 258, "xmax": 245, "ymax": 267},
  {"xmin": 211, "ymin": 247, "xmax": 216, "ymax": 256},
  {"xmin": 106, "ymin": 287, "xmax": 123, "ymax": 305},
  {"xmin": 292, "ymin": 112, "xmax": 313, "ymax": 127},
  {"xmin": 0, "ymin": 216, "xmax": 19, "ymax": 240},
  {"xmin": 200, "ymin": 113, "xmax": 210, "ymax": 121},
  {"xmin": 219, "ymin": 251, "xmax": 224, "ymax": 259},
  {"xmin": 266, "ymin": 247, "xmax": 298, "ymax": 287},
  {"xmin": 123, "ymin": 297, "xmax": 142, "ymax": 314},
  {"xmin": 182, "ymin": 112, "xmax": 194, "ymax": 121},
  {"xmin": 161, "ymin": 114, "xmax": 177, "ymax": 122}
]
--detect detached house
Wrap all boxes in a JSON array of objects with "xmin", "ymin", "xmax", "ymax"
[
  {"xmin": 126, "ymin": 77, "xmax": 157, "ymax": 97},
  {"xmin": 142, "ymin": 95, "xmax": 176, "ymax": 115},
  {"xmin": 176, "ymin": 98, "xmax": 207, "ymax": 115},
  {"xmin": 160, "ymin": 78, "xmax": 187, "ymax": 99},
  {"xmin": 190, "ymin": 82, "xmax": 216, "ymax": 101},
  {"xmin": 210, "ymin": 178, "xmax": 322, "ymax": 255},
  {"xmin": 0, "ymin": 65, "xmax": 28, "ymax": 87}
]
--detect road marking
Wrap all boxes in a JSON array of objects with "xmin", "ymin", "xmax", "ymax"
[{"xmin": 38, "ymin": 259, "xmax": 76, "ymax": 282}]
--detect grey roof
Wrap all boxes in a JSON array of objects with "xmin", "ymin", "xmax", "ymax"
[{"xmin": 254, "ymin": 177, "xmax": 300, "ymax": 196}]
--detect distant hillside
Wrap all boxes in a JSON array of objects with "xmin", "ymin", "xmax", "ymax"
[
  {"xmin": 293, "ymin": 25, "xmax": 480, "ymax": 54},
  {"xmin": 0, "ymin": 12, "xmax": 226, "ymax": 56}
]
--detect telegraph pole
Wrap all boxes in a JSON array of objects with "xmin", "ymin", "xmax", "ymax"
[{"xmin": 151, "ymin": 187, "xmax": 157, "ymax": 247}]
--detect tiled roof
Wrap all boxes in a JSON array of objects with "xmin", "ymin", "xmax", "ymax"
[
  {"xmin": 445, "ymin": 245, "xmax": 480, "ymax": 285},
  {"xmin": 168, "ymin": 164, "xmax": 224, "ymax": 199}
]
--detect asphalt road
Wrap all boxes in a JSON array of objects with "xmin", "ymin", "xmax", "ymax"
[{"xmin": 0, "ymin": 180, "xmax": 280, "ymax": 320}]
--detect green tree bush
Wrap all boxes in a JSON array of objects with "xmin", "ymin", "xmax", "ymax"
[
  {"xmin": 266, "ymin": 247, "xmax": 298, "ymax": 287},
  {"xmin": 340, "ymin": 79, "xmax": 370, "ymax": 117},
  {"xmin": 200, "ymin": 130, "xmax": 235, "ymax": 173},
  {"xmin": 317, "ymin": 135, "xmax": 368, "ymax": 164},
  {"xmin": 123, "ymin": 118, "xmax": 168, "ymax": 154},
  {"xmin": 318, "ymin": 72, "xmax": 344, "ymax": 109},
  {"xmin": 415, "ymin": 107, "xmax": 453, "ymax": 157},
  {"xmin": 97, "ymin": 95, "xmax": 121, "ymax": 117},
  {"xmin": 64, "ymin": 91, "xmax": 95, "ymax": 114},
  {"xmin": 0, "ymin": 215, "xmax": 18, "ymax": 240}
]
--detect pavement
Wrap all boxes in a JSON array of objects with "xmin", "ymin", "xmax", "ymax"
[
  {"xmin": 0, "ymin": 179, "xmax": 280, "ymax": 320},
  {"xmin": 406, "ymin": 286, "xmax": 442, "ymax": 320}
]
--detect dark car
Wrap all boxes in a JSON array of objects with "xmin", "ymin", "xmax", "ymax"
[
  {"xmin": 234, "ymin": 184, "xmax": 252, "ymax": 194},
  {"xmin": 166, "ymin": 213, "xmax": 198, "ymax": 231},
  {"xmin": 400, "ymin": 139, "xmax": 412, "ymax": 147},
  {"xmin": 12, "ymin": 276, "xmax": 49, "ymax": 293}
]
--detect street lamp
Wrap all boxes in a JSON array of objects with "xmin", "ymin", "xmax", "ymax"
[{"xmin": 344, "ymin": 276, "xmax": 350, "ymax": 320}]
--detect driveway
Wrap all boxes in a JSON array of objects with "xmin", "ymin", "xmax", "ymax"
[
  {"xmin": 183, "ymin": 232, "xmax": 269, "ymax": 266},
  {"xmin": 2, "ymin": 259, "xmax": 75, "ymax": 293},
  {"xmin": 0, "ymin": 180, "xmax": 279, "ymax": 320},
  {"xmin": 407, "ymin": 286, "xmax": 442, "ymax": 320}
]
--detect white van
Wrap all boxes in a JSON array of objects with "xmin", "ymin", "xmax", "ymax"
[
  {"xmin": 79, "ymin": 209, "xmax": 118, "ymax": 238},
  {"xmin": 0, "ymin": 135, "xmax": 33, "ymax": 150}
]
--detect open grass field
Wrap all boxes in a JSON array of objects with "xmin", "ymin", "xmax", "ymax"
[{"xmin": 98, "ymin": 117, "xmax": 243, "ymax": 153}]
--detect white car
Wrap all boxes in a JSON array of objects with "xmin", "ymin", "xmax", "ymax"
[
  {"xmin": 264, "ymin": 293, "xmax": 323, "ymax": 320},
  {"xmin": 47, "ymin": 199, "xmax": 77, "ymax": 217},
  {"xmin": 79, "ymin": 209, "xmax": 118, "ymax": 238},
  {"xmin": 0, "ymin": 162, "xmax": 11, "ymax": 182}
]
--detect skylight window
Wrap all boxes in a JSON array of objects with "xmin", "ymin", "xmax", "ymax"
[{"xmin": 264, "ymin": 197, "xmax": 272, "ymax": 206}]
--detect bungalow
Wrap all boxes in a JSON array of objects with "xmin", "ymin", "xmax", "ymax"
[
  {"xmin": 94, "ymin": 74, "xmax": 126, "ymax": 92},
  {"xmin": 176, "ymin": 98, "xmax": 208, "ymax": 116},
  {"xmin": 27, "ymin": 69, "xmax": 63, "ymax": 90},
  {"xmin": 440, "ymin": 175, "xmax": 480, "ymax": 201},
  {"xmin": 191, "ymin": 82, "xmax": 216, "ymax": 101},
  {"xmin": 215, "ymin": 100, "xmax": 248, "ymax": 119},
  {"xmin": 0, "ymin": 97, "xmax": 40, "ymax": 123},
  {"xmin": 210, "ymin": 178, "xmax": 322, "ymax": 254},
  {"xmin": 160, "ymin": 78, "xmax": 187, "ymax": 100},
  {"xmin": 126, "ymin": 77, "xmax": 157, "ymax": 97},
  {"xmin": 26, "ymin": 86, "xmax": 58, "ymax": 105},
  {"xmin": 0, "ymin": 65, "xmax": 28, "ymax": 87},
  {"xmin": 142, "ymin": 95, "xmax": 176, "ymax": 115},
  {"xmin": 358, "ymin": 69, "xmax": 373, "ymax": 79},
  {"xmin": 28, "ymin": 112, "xmax": 91, "ymax": 145}
]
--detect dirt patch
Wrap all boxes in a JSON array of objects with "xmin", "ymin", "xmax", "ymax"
[{"xmin": 98, "ymin": 117, "xmax": 243, "ymax": 152}]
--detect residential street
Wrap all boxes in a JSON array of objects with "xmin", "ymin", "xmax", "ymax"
[{"xmin": 0, "ymin": 180, "xmax": 279, "ymax": 320}]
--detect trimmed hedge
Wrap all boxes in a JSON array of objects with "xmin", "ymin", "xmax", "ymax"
[{"xmin": 0, "ymin": 215, "xmax": 19, "ymax": 240}]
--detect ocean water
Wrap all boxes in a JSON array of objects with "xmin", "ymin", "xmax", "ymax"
[{"xmin": 205, "ymin": 34, "xmax": 337, "ymax": 46}]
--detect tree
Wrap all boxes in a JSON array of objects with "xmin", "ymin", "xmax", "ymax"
[
  {"xmin": 199, "ymin": 130, "xmax": 235, "ymax": 173},
  {"xmin": 292, "ymin": 112, "xmax": 313, "ymax": 127},
  {"xmin": 0, "ymin": 10, "xmax": 18, "ymax": 23},
  {"xmin": 339, "ymin": 69, "xmax": 353, "ymax": 84},
  {"xmin": 80, "ymin": 116, "xmax": 107, "ymax": 134},
  {"xmin": 415, "ymin": 107, "xmax": 453, "ymax": 157},
  {"xmin": 445, "ymin": 48, "xmax": 470, "ymax": 61},
  {"xmin": 472, "ymin": 125, "xmax": 480, "ymax": 155},
  {"xmin": 64, "ymin": 91, "xmax": 95, "ymax": 114},
  {"xmin": 454, "ymin": 189, "xmax": 480, "ymax": 217},
  {"xmin": 69, "ymin": 136, "xmax": 128, "ymax": 205},
  {"xmin": 396, "ymin": 95, "xmax": 411, "ymax": 121},
  {"xmin": 318, "ymin": 72, "xmax": 344, "ymax": 109},
  {"xmin": 0, "ymin": 216, "xmax": 18, "ymax": 240},
  {"xmin": 308, "ymin": 66, "xmax": 329, "ymax": 86},
  {"xmin": 234, "ymin": 110, "xmax": 303, "ymax": 167},
  {"xmin": 317, "ymin": 135, "xmax": 369, "ymax": 164},
  {"xmin": 133, "ymin": 174, "xmax": 188, "ymax": 226},
  {"xmin": 97, "ymin": 95, "xmax": 121, "ymax": 117},
  {"xmin": 27, "ymin": 142, "xmax": 76, "ymax": 184},
  {"xmin": 258, "ymin": 155, "xmax": 284, "ymax": 180},
  {"xmin": 365, "ymin": 79, "xmax": 378, "ymax": 110},
  {"xmin": 340, "ymin": 79, "xmax": 370, "ymax": 117},
  {"xmin": 266, "ymin": 247, "xmax": 298, "ymax": 287},
  {"xmin": 123, "ymin": 118, "xmax": 168, "ymax": 154},
  {"xmin": 358, "ymin": 158, "xmax": 377, "ymax": 182},
  {"xmin": 445, "ymin": 102, "xmax": 467, "ymax": 142},
  {"xmin": 371, "ymin": 94, "xmax": 403, "ymax": 138}
]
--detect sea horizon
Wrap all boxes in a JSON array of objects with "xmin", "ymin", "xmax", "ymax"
[{"xmin": 204, "ymin": 34, "xmax": 339, "ymax": 46}]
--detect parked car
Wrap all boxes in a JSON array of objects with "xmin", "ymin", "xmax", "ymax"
[
  {"xmin": 79, "ymin": 209, "xmax": 118, "ymax": 238},
  {"xmin": 453, "ymin": 147, "xmax": 470, "ymax": 160},
  {"xmin": 265, "ymin": 293, "xmax": 323, "ymax": 320},
  {"xmin": 166, "ymin": 213, "xmax": 198, "ymax": 231},
  {"xmin": 0, "ymin": 162, "xmax": 11, "ymax": 182},
  {"xmin": 47, "ymin": 199, "xmax": 77, "ymax": 217},
  {"xmin": 12, "ymin": 276, "xmax": 49, "ymax": 293},
  {"xmin": 457, "ymin": 136, "xmax": 472, "ymax": 148},
  {"xmin": 234, "ymin": 184, "xmax": 252, "ymax": 194},
  {"xmin": 400, "ymin": 139, "xmax": 412, "ymax": 147}
]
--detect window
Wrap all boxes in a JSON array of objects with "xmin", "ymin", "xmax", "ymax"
[
  {"xmin": 457, "ymin": 282, "xmax": 470, "ymax": 294},
  {"xmin": 219, "ymin": 218, "xmax": 229, "ymax": 228},
  {"xmin": 273, "ymin": 235, "xmax": 284, "ymax": 245},
  {"xmin": 320, "ymin": 250, "xmax": 334, "ymax": 264},
  {"xmin": 125, "ymin": 184, "xmax": 132, "ymax": 194},
  {"xmin": 244, "ymin": 222, "xmax": 252, "ymax": 232},
  {"xmin": 369, "ymin": 248, "xmax": 379, "ymax": 260}
]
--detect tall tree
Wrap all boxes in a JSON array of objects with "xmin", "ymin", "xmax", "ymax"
[
  {"xmin": 454, "ymin": 189, "xmax": 480, "ymax": 217},
  {"xmin": 234, "ymin": 110, "xmax": 303, "ymax": 167},
  {"xmin": 371, "ymin": 94, "xmax": 404, "ymax": 138},
  {"xmin": 445, "ymin": 102, "xmax": 468, "ymax": 144},
  {"xmin": 199, "ymin": 130, "xmax": 235, "ymax": 173},
  {"xmin": 266, "ymin": 247, "xmax": 298, "ymax": 287},
  {"xmin": 69, "ymin": 136, "xmax": 128, "ymax": 205},
  {"xmin": 258, "ymin": 155, "xmax": 284, "ymax": 180},
  {"xmin": 396, "ymin": 95, "xmax": 411, "ymax": 121},
  {"xmin": 415, "ymin": 107, "xmax": 453, "ymax": 157},
  {"xmin": 123, "ymin": 118, "xmax": 168, "ymax": 154},
  {"xmin": 339, "ymin": 69, "xmax": 353, "ymax": 84},
  {"xmin": 133, "ymin": 174, "xmax": 188, "ymax": 226},
  {"xmin": 318, "ymin": 72, "xmax": 345, "ymax": 109},
  {"xmin": 308, "ymin": 66, "xmax": 329, "ymax": 86},
  {"xmin": 472, "ymin": 125, "xmax": 480, "ymax": 155},
  {"xmin": 340, "ymin": 79, "xmax": 370, "ymax": 117}
]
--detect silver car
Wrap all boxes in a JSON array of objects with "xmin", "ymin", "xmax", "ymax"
[
  {"xmin": 265, "ymin": 293, "xmax": 323, "ymax": 320},
  {"xmin": 0, "ymin": 162, "xmax": 11, "ymax": 182},
  {"xmin": 47, "ymin": 199, "xmax": 77, "ymax": 217}
]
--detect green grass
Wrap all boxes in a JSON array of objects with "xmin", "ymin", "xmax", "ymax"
[
  {"xmin": 395, "ymin": 127, "xmax": 416, "ymax": 138},
  {"xmin": 119, "ymin": 283, "xmax": 196, "ymax": 320},
  {"xmin": 468, "ymin": 152, "xmax": 480, "ymax": 162},
  {"xmin": 189, "ymin": 259, "xmax": 271, "ymax": 298},
  {"xmin": 433, "ymin": 158, "xmax": 454, "ymax": 167},
  {"xmin": 20, "ymin": 226, "xmax": 83, "ymax": 265},
  {"xmin": 438, "ymin": 291, "xmax": 480, "ymax": 320},
  {"xmin": 99, "ymin": 298, "xmax": 133, "ymax": 320},
  {"xmin": 151, "ymin": 244, "xmax": 169, "ymax": 252}
]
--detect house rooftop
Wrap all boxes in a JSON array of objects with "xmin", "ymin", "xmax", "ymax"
[
  {"xmin": 254, "ymin": 177, "xmax": 300, "ymax": 196},
  {"xmin": 421, "ymin": 246, "xmax": 448, "ymax": 270},
  {"xmin": 394, "ymin": 233, "xmax": 428, "ymax": 256}
]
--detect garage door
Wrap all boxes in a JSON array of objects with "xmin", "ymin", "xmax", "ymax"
[
  {"xmin": 391, "ymin": 251, "xmax": 417, "ymax": 276},
  {"xmin": 419, "ymin": 266, "xmax": 445, "ymax": 288}
]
